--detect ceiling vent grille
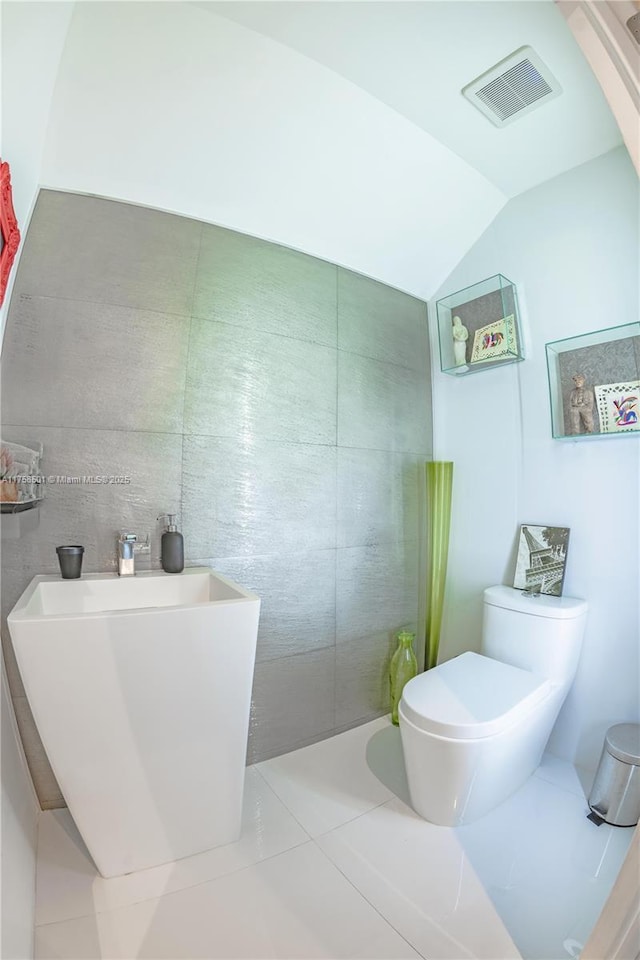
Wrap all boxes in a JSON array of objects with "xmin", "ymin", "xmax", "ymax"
[
  {"xmin": 462, "ymin": 46, "xmax": 562, "ymax": 127},
  {"xmin": 627, "ymin": 12, "xmax": 640, "ymax": 45}
]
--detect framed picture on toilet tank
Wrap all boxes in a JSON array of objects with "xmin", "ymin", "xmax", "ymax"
[{"xmin": 513, "ymin": 524, "xmax": 570, "ymax": 598}]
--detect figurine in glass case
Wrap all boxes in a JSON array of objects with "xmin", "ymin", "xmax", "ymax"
[
  {"xmin": 569, "ymin": 373, "xmax": 595, "ymax": 434},
  {"xmin": 452, "ymin": 316, "xmax": 469, "ymax": 366}
]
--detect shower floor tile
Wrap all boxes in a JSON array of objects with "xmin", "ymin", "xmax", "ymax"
[{"xmin": 34, "ymin": 717, "xmax": 633, "ymax": 960}]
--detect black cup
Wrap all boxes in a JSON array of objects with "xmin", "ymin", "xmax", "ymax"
[{"xmin": 56, "ymin": 545, "xmax": 84, "ymax": 580}]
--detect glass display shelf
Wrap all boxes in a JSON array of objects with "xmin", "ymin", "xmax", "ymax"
[
  {"xmin": 546, "ymin": 323, "xmax": 640, "ymax": 441},
  {"xmin": 435, "ymin": 274, "xmax": 524, "ymax": 375}
]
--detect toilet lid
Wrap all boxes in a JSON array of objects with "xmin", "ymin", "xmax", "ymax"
[{"xmin": 400, "ymin": 651, "xmax": 551, "ymax": 739}]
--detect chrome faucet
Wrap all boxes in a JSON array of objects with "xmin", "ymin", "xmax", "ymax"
[{"xmin": 117, "ymin": 532, "xmax": 150, "ymax": 576}]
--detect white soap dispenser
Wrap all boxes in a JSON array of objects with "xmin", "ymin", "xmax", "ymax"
[{"xmin": 158, "ymin": 514, "xmax": 184, "ymax": 574}]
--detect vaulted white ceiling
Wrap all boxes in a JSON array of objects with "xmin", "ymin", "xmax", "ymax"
[
  {"xmin": 2, "ymin": 1, "xmax": 625, "ymax": 307},
  {"xmin": 201, "ymin": 0, "xmax": 622, "ymax": 197}
]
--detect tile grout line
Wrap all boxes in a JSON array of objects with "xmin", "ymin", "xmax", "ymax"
[
  {"xmin": 310, "ymin": 830, "xmax": 432, "ymax": 960},
  {"xmin": 532, "ymin": 767, "xmax": 590, "ymax": 803},
  {"xmin": 35, "ymin": 768, "xmax": 315, "ymax": 929},
  {"xmin": 312, "ymin": 825, "xmax": 483, "ymax": 960},
  {"xmin": 179, "ymin": 222, "xmax": 204, "ymax": 528},
  {"xmin": 14, "ymin": 295, "xmax": 344, "ymax": 354},
  {"xmin": 12, "ymin": 292, "xmax": 195, "ymax": 323},
  {"xmin": 250, "ymin": 763, "xmax": 317, "ymax": 843},
  {"xmin": 1, "ymin": 423, "xmax": 430, "ymax": 458}
]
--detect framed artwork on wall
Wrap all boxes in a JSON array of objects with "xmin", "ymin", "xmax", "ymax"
[
  {"xmin": 0, "ymin": 160, "xmax": 21, "ymax": 308},
  {"xmin": 469, "ymin": 314, "xmax": 518, "ymax": 364},
  {"xmin": 513, "ymin": 524, "xmax": 570, "ymax": 597},
  {"xmin": 594, "ymin": 381, "xmax": 639, "ymax": 433}
]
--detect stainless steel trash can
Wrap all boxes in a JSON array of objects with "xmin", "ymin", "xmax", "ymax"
[{"xmin": 588, "ymin": 723, "xmax": 640, "ymax": 827}]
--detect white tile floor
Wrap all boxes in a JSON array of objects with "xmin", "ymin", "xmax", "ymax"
[{"xmin": 34, "ymin": 717, "xmax": 633, "ymax": 960}]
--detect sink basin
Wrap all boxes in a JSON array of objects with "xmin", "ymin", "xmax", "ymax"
[
  {"xmin": 8, "ymin": 567, "xmax": 260, "ymax": 878},
  {"xmin": 13, "ymin": 567, "xmax": 246, "ymax": 616}
]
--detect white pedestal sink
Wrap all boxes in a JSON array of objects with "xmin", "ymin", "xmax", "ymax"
[{"xmin": 8, "ymin": 567, "xmax": 260, "ymax": 878}]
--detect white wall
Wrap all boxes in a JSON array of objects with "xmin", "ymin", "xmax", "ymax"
[
  {"xmin": 0, "ymin": 8, "xmax": 69, "ymax": 950},
  {"xmin": 556, "ymin": 0, "xmax": 640, "ymax": 178},
  {"xmin": 214, "ymin": 0, "xmax": 623, "ymax": 197},
  {"xmin": 38, "ymin": 1, "xmax": 505, "ymax": 301},
  {"xmin": 0, "ymin": 1, "xmax": 74, "ymax": 342},
  {"xmin": 1, "ymin": 658, "xmax": 39, "ymax": 959},
  {"xmin": 432, "ymin": 146, "xmax": 640, "ymax": 773}
]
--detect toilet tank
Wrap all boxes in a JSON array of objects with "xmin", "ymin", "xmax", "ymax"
[{"xmin": 481, "ymin": 585, "xmax": 588, "ymax": 689}]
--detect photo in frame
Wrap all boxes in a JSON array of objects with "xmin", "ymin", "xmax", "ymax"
[
  {"xmin": 470, "ymin": 314, "xmax": 518, "ymax": 364},
  {"xmin": 594, "ymin": 381, "xmax": 639, "ymax": 434},
  {"xmin": 513, "ymin": 524, "xmax": 570, "ymax": 597}
]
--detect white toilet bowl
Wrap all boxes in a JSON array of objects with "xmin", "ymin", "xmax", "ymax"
[
  {"xmin": 399, "ymin": 586, "xmax": 588, "ymax": 826},
  {"xmin": 399, "ymin": 651, "xmax": 556, "ymax": 825}
]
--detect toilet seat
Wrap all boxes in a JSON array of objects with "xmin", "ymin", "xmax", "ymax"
[{"xmin": 400, "ymin": 651, "xmax": 551, "ymax": 740}]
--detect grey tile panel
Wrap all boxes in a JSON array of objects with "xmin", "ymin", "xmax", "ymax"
[
  {"xmin": 13, "ymin": 190, "xmax": 201, "ymax": 315},
  {"xmin": 336, "ymin": 541, "xmax": 420, "ymax": 648},
  {"xmin": 247, "ymin": 647, "xmax": 336, "ymax": 764},
  {"xmin": 182, "ymin": 436, "xmax": 336, "ymax": 559},
  {"xmin": 335, "ymin": 631, "xmax": 396, "ymax": 728},
  {"xmin": 3, "ymin": 636, "xmax": 64, "ymax": 809},
  {"xmin": 184, "ymin": 318, "xmax": 337, "ymax": 444},
  {"xmin": 337, "ymin": 351, "xmax": 431, "ymax": 454},
  {"xmin": 28, "ymin": 758, "xmax": 65, "ymax": 810},
  {"xmin": 13, "ymin": 696, "xmax": 51, "ymax": 767},
  {"xmin": 337, "ymin": 448, "xmax": 422, "ymax": 548},
  {"xmin": 193, "ymin": 224, "xmax": 337, "ymax": 346},
  {"xmin": 1, "ymin": 296, "xmax": 190, "ymax": 434},
  {"xmin": 0, "ymin": 425, "xmax": 182, "ymax": 576},
  {"xmin": 1, "ymin": 194, "xmax": 432, "ymax": 791},
  {"xmin": 0, "ymin": 558, "xmax": 32, "ymax": 636},
  {"xmin": 1, "ymin": 623, "xmax": 26, "ymax": 699},
  {"xmin": 338, "ymin": 268, "xmax": 428, "ymax": 371},
  {"xmin": 187, "ymin": 551, "xmax": 335, "ymax": 663}
]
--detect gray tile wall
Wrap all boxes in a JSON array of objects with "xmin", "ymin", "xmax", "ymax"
[{"xmin": 1, "ymin": 190, "xmax": 432, "ymax": 807}]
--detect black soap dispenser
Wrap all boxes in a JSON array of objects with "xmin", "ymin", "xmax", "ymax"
[{"xmin": 158, "ymin": 514, "xmax": 184, "ymax": 574}]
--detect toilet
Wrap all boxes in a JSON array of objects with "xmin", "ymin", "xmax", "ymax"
[{"xmin": 399, "ymin": 585, "xmax": 588, "ymax": 826}]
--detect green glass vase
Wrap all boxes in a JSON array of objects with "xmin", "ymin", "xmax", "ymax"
[
  {"xmin": 389, "ymin": 630, "xmax": 417, "ymax": 725},
  {"xmin": 425, "ymin": 461, "xmax": 454, "ymax": 671}
]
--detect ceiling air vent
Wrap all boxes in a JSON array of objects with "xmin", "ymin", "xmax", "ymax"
[
  {"xmin": 626, "ymin": 12, "xmax": 640, "ymax": 45},
  {"xmin": 462, "ymin": 46, "xmax": 562, "ymax": 127}
]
